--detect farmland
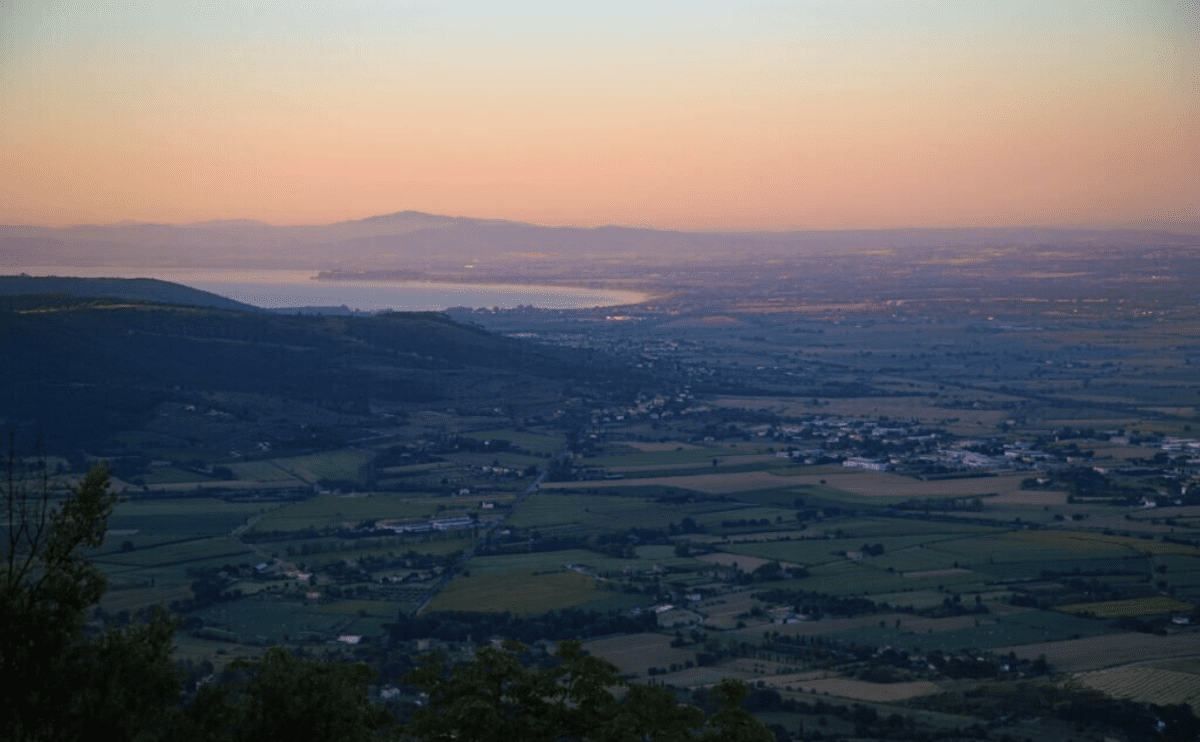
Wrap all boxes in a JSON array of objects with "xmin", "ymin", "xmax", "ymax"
[{"xmin": 9, "ymin": 239, "xmax": 1200, "ymax": 740}]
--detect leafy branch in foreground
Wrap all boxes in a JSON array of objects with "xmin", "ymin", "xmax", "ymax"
[{"xmin": 1, "ymin": 459, "xmax": 180, "ymax": 742}]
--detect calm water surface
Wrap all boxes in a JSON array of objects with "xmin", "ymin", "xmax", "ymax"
[{"xmin": 8, "ymin": 267, "xmax": 646, "ymax": 311}]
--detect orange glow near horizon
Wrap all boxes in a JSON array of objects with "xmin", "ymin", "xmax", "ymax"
[{"xmin": 1, "ymin": 1, "xmax": 1196, "ymax": 231}]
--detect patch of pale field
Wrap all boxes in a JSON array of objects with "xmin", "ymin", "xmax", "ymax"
[
  {"xmin": 583, "ymin": 633, "xmax": 700, "ymax": 677},
  {"xmin": 787, "ymin": 677, "xmax": 942, "ymax": 702},
  {"xmin": 1072, "ymin": 667, "xmax": 1200, "ymax": 709},
  {"xmin": 1088, "ymin": 445, "xmax": 1165, "ymax": 461},
  {"xmin": 1146, "ymin": 406, "xmax": 1198, "ymax": 417},
  {"xmin": 1000, "ymin": 632, "xmax": 1200, "ymax": 672},
  {"xmin": 1057, "ymin": 596, "xmax": 1193, "ymax": 619},
  {"xmin": 797, "ymin": 471, "xmax": 1032, "ymax": 499},
  {"xmin": 542, "ymin": 470, "xmax": 792, "ymax": 495},
  {"xmin": 696, "ymin": 591, "xmax": 764, "ymax": 629},
  {"xmin": 693, "ymin": 552, "xmax": 804, "ymax": 572},
  {"xmin": 986, "ymin": 490, "xmax": 1069, "ymax": 505}
]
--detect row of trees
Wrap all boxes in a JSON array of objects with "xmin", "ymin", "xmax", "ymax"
[{"xmin": 2, "ymin": 462, "xmax": 774, "ymax": 741}]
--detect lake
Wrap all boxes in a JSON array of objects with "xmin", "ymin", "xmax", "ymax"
[{"xmin": 5, "ymin": 267, "xmax": 647, "ymax": 311}]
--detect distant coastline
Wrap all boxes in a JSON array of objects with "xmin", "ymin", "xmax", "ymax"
[
  {"xmin": 4, "ymin": 266, "xmax": 650, "ymax": 312},
  {"xmin": 314, "ymin": 268, "xmax": 654, "ymax": 298}
]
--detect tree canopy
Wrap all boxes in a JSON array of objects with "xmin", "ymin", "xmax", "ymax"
[{"xmin": 403, "ymin": 639, "xmax": 772, "ymax": 742}]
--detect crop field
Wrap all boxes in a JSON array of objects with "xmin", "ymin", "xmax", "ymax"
[
  {"xmin": 1019, "ymin": 530, "xmax": 1200, "ymax": 556},
  {"xmin": 249, "ymin": 492, "xmax": 476, "ymax": 532},
  {"xmin": 461, "ymin": 428, "xmax": 564, "ymax": 454},
  {"xmin": 800, "ymin": 560, "xmax": 986, "ymax": 596},
  {"xmin": 772, "ymin": 676, "xmax": 941, "ymax": 702},
  {"xmin": 426, "ymin": 569, "xmax": 614, "ymax": 615},
  {"xmin": 800, "ymin": 611, "xmax": 1117, "ymax": 653},
  {"xmin": 1074, "ymin": 666, "xmax": 1200, "ymax": 709},
  {"xmin": 694, "ymin": 552, "xmax": 793, "ymax": 572},
  {"xmin": 732, "ymin": 485, "xmax": 867, "ymax": 508},
  {"xmin": 101, "ymin": 582, "xmax": 196, "ymax": 614},
  {"xmin": 443, "ymin": 451, "xmax": 544, "ymax": 469},
  {"xmin": 507, "ymin": 491, "xmax": 721, "ymax": 532},
  {"xmin": 583, "ymin": 632, "xmax": 701, "ymax": 676},
  {"xmin": 985, "ymin": 490, "xmax": 1070, "ymax": 505},
  {"xmin": 1001, "ymin": 632, "xmax": 1200, "ymax": 672},
  {"xmin": 544, "ymin": 470, "xmax": 799, "ymax": 495},
  {"xmin": 725, "ymin": 535, "xmax": 964, "ymax": 566},
  {"xmin": 709, "ymin": 395, "xmax": 1010, "ymax": 430},
  {"xmin": 108, "ymin": 510, "xmax": 265, "ymax": 536},
  {"xmin": 624, "ymin": 441, "xmax": 708, "ymax": 452},
  {"xmin": 692, "ymin": 505, "xmax": 805, "ymax": 532},
  {"xmin": 228, "ymin": 460, "xmax": 302, "ymax": 482},
  {"xmin": 111, "ymin": 498, "xmax": 271, "ymax": 520},
  {"xmin": 94, "ymin": 536, "xmax": 256, "ymax": 569},
  {"xmin": 695, "ymin": 589, "xmax": 766, "ymax": 629},
  {"xmin": 819, "ymin": 517, "xmax": 1003, "ymax": 539},
  {"xmin": 191, "ymin": 596, "xmax": 377, "ymax": 644},
  {"xmin": 584, "ymin": 445, "xmax": 763, "ymax": 468},
  {"xmin": 1057, "ymin": 596, "xmax": 1192, "ymax": 618},
  {"xmin": 873, "ymin": 549, "xmax": 977, "ymax": 573},
  {"xmin": 268, "ymin": 450, "xmax": 372, "ymax": 482},
  {"xmin": 139, "ymin": 467, "xmax": 214, "ymax": 485},
  {"xmin": 923, "ymin": 532, "xmax": 1139, "ymax": 562},
  {"xmin": 603, "ymin": 461, "xmax": 783, "ymax": 481}
]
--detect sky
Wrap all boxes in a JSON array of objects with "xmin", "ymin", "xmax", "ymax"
[{"xmin": 1, "ymin": 1, "xmax": 1197, "ymax": 231}]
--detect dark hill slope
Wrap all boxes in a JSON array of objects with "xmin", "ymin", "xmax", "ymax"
[
  {"xmin": 0, "ymin": 298, "xmax": 636, "ymax": 451},
  {"xmin": 0, "ymin": 275, "xmax": 260, "ymax": 311}
]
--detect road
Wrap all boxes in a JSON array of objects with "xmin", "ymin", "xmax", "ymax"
[{"xmin": 411, "ymin": 458, "xmax": 554, "ymax": 616}]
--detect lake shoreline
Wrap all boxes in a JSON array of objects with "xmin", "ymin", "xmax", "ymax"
[{"xmin": 3, "ymin": 266, "xmax": 651, "ymax": 311}]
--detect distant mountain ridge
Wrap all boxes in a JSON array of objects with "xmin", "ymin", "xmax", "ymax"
[{"xmin": 3, "ymin": 211, "xmax": 1197, "ymax": 273}]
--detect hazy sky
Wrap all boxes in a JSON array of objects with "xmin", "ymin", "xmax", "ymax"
[{"xmin": 1, "ymin": 1, "xmax": 1196, "ymax": 230}]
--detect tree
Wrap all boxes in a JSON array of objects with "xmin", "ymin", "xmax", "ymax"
[
  {"xmin": 184, "ymin": 647, "xmax": 393, "ymax": 742},
  {"xmin": 1, "ymin": 457, "xmax": 181, "ymax": 741},
  {"xmin": 403, "ymin": 639, "xmax": 772, "ymax": 742},
  {"xmin": 699, "ymin": 678, "xmax": 776, "ymax": 742}
]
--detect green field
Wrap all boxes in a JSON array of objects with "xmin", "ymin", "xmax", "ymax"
[
  {"xmin": 268, "ymin": 450, "xmax": 372, "ymax": 482},
  {"xmin": 585, "ymin": 444, "xmax": 762, "ymax": 468},
  {"xmin": 462, "ymin": 428, "xmax": 565, "ymax": 455},
  {"xmin": 508, "ymin": 492, "xmax": 716, "ymax": 532},
  {"xmin": 249, "ymin": 492, "xmax": 478, "ymax": 533}
]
